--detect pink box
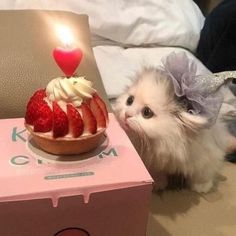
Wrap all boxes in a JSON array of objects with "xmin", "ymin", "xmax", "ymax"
[{"xmin": 0, "ymin": 114, "xmax": 153, "ymax": 236}]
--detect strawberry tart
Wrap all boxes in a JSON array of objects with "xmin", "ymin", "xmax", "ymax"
[{"xmin": 25, "ymin": 76, "xmax": 109, "ymax": 155}]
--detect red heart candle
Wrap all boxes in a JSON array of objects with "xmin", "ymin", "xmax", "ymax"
[
  {"xmin": 53, "ymin": 25, "xmax": 83, "ymax": 77},
  {"xmin": 53, "ymin": 47, "xmax": 83, "ymax": 77}
]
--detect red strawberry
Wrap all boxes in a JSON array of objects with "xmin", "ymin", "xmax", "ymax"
[
  {"xmin": 52, "ymin": 101, "xmax": 69, "ymax": 138},
  {"xmin": 31, "ymin": 89, "xmax": 46, "ymax": 100},
  {"xmin": 25, "ymin": 89, "xmax": 47, "ymax": 125},
  {"xmin": 39, "ymin": 102, "xmax": 53, "ymax": 118},
  {"xmin": 26, "ymin": 89, "xmax": 46, "ymax": 108},
  {"xmin": 81, "ymin": 103, "xmax": 97, "ymax": 134},
  {"xmin": 34, "ymin": 117, "xmax": 53, "ymax": 132},
  {"xmin": 25, "ymin": 102, "xmax": 39, "ymax": 124},
  {"xmin": 93, "ymin": 93, "xmax": 109, "ymax": 121},
  {"xmin": 90, "ymin": 98, "xmax": 106, "ymax": 128},
  {"xmin": 67, "ymin": 104, "xmax": 84, "ymax": 138},
  {"xmin": 25, "ymin": 100, "xmax": 46, "ymax": 125},
  {"xmin": 33, "ymin": 103, "xmax": 53, "ymax": 132}
]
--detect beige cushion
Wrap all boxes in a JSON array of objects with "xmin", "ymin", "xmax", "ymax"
[{"xmin": 0, "ymin": 10, "xmax": 109, "ymax": 119}]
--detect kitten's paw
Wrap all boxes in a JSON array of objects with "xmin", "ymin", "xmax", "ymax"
[{"xmin": 191, "ymin": 180, "xmax": 213, "ymax": 193}]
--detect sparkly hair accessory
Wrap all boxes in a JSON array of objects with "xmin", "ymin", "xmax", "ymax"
[{"xmin": 161, "ymin": 52, "xmax": 233, "ymax": 127}]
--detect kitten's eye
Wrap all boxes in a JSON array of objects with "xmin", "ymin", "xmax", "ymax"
[
  {"xmin": 126, "ymin": 95, "xmax": 134, "ymax": 106},
  {"xmin": 142, "ymin": 106, "xmax": 154, "ymax": 119}
]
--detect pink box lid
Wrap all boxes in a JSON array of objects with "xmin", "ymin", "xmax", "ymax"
[{"xmin": 0, "ymin": 114, "xmax": 153, "ymax": 206}]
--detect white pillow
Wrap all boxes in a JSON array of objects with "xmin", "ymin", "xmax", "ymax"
[
  {"xmin": 0, "ymin": 0, "xmax": 204, "ymax": 52},
  {"xmin": 93, "ymin": 46, "xmax": 210, "ymax": 98}
]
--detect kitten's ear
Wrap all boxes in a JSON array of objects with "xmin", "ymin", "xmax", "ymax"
[{"xmin": 179, "ymin": 112, "xmax": 208, "ymax": 130}]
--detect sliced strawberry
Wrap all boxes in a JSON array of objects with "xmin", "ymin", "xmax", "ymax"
[
  {"xmin": 25, "ymin": 100, "xmax": 46, "ymax": 125},
  {"xmin": 52, "ymin": 101, "xmax": 69, "ymax": 138},
  {"xmin": 82, "ymin": 98, "xmax": 91, "ymax": 106},
  {"xmin": 34, "ymin": 117, "xmax": 53, "ymax": 132},
  {"xmin": 25, "ymin": 89, "xmax": 47, "ymax": 125},
  {"xmin": 31, "ymin": 89, "xmax": 46, "ymax": 101},
  {"xmin": 90, "ymin": 98, "xmax": 106, "ymax": 128},
  {"xmin": 25, "ymin": 102, "xmax": 39, "ymax": 124},
  {"xmin": 67, "ymin": 104, "xmax": 84, "ymax": 138},
  {"xmin": 93, "ymin": 93, "xmax": 109, "ymax": 121},
  {"xmin": 39, "ymin": 102, "xmax": 53, "ymax": 118},
  {"xmin": 81, "ymin": 103, "xmax": 97, "ymax": 134},
  {"xmin": 26, "ymin": 89, "xmax": 46, "ymax": 108},
  {"xmin": 33, "ymin": 103, "xmax": 53, "ymax": 132}
]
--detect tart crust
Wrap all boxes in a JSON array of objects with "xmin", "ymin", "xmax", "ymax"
[{"xmin": 25, "ymin": 124, "xmax": 106, "ymax": 155}]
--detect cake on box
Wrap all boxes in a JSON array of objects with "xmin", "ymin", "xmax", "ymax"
[
  {"xmin": 24, "ymin": 25, "xmax": 109, "ymax": 155},
  {"xmin": 0, "ymin": 15, "xmax": 153, "ymax": 236},
  {"xmin": 0, "ymin": 114, "xmax": 153, "ymax": 236},
  {"xmin": 25, "ymin": 76, "xmax": 109, "ymax": 155}
]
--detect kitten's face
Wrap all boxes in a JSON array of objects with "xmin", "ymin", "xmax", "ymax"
[{"xmin": 114, "ymin": 68, "xmax": 207, "ymax": 140}]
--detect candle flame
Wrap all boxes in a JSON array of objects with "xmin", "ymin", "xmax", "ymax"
[{"xmin": 55, "ymin": 24, "xmax": 74, "ymax": 47}]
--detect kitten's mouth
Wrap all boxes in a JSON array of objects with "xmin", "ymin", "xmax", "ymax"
[
  {"xmin": 122, "ymin": 118, "xmax": 131, "ymax": 130},
  {"xmin": 123, "ymin": 122, "xmax": 130, "ymax": 130}
]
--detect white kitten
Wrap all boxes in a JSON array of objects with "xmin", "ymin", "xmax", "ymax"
[{"xmin": 114, "ymin": 67, "xmax": 230, "ymax": 193}]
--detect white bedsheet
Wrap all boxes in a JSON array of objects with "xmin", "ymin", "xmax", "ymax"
[
  {"xmin": 0, "ymin": 0, "xmax": 206, "ymax": 98},
  {"xmin": 93, "ymin": 46, "xmax": 210, "ymax": 98},
  {"xmin": 0, "ymin": 0, "xmax": 204, "ymax": 50}
]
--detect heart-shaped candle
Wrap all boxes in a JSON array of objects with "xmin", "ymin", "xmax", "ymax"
[
  {"xmin": 53, "ymin": 48, "xmax": 83, "ymax": 77},
  {"xmin": 53, "ymin": 24, "xmax": 83, "ymax": 77}
]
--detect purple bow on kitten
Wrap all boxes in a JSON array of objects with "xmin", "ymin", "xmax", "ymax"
[
  {"xmin": 115, "ymin": 51, "xmax": 236, "ymax": 193},
  {"xmin": 161, "ymin": 52, "xmax": 230, "ymax": 127}
]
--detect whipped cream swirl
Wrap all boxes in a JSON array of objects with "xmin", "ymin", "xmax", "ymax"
[{"xmin": 46, "ymin": 76, "xmax": 96, "ymax": 107}]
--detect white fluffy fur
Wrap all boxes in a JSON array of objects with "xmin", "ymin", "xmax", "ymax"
[{"xmin": 114, "ymin": 68, "xmax": 230, "ymax": 193}]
